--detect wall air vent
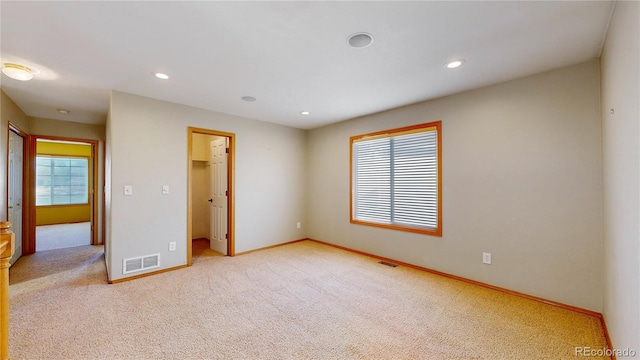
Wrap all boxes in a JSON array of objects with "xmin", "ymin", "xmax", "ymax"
[{"xmin": 123, "ymin": 254, "xmax": 160, "ymax": 274}]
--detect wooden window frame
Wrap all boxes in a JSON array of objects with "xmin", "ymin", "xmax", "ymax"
[{"xmin": 350, "ymin": 121, "xmax": 442, "ymax": 236}]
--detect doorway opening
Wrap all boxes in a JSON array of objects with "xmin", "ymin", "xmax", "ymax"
[
  {"xmin": 31, "ymin": 136, "xmax": 99, "ymax": 252},
  {"xmin": 187, "ymin": 127, "xmax": 235, "ymax": 266}
]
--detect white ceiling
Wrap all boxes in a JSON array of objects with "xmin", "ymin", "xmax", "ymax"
[{"xmin": 1, "ymin": 1, "xmax": 614, "ymax": 130}]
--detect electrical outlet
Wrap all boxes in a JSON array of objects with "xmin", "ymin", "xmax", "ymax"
[
  {"xmin": 169, "ymin": 242, "xmax": 176, "ymax": 252},
  {"xmin": 124, "ymin": 185, "xmax": 133, "ymax": 196},
  {"xmin": 482, "ymin": 252, "xmax": 492, "ymax": 265},
  {"xmin": 296, "ymin": 222, "xmax": 301, "ymax": 229}
]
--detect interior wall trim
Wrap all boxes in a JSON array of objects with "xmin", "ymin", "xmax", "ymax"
[{"xmin": 108, "ymin": 264, "xmax": 188, "ymax": 284}]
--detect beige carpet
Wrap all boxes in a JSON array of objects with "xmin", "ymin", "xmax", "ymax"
[
  {"xmin": 9, "ymin": 240, "xmax": 608, "ymax": 359},
  {"xmin": 35, "ymin": 222, "xmax": 91, "ymax": 252}
]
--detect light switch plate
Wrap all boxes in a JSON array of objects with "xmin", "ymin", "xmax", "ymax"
[
  {"xmin": 124, "ymin": 185, "xmax": 133, "ymax": 196},
  {"xmin": 162, "ymin": 185, "xmax": 169, "ymax": 195}
]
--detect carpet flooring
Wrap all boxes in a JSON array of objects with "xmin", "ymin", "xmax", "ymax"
[
  {"xmin": 35, "ymin": 222, "xmax": 91, "ymax": 252},
  {"xmin": 8, "ymin": 240, "xmax": 608, "ymax": 359},
  {"xmin": 192, "ymin": 238, "xmax": 224, "ymax": 263}
]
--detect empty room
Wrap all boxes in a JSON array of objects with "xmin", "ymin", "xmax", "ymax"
[{"xmin": 1, "ymin": 1, "xmax": 638, "ymax": 359}]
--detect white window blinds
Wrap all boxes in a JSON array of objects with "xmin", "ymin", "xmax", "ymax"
[
  {"xmin": 352, "ymin": 123, "xmax": 440, "ymax": 234},
  {"xmin": 36, "ymin": 156, "xmax": 89, "ymax": 206}
]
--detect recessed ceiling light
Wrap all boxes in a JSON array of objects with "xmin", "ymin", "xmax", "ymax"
[
  {"xmin": 241, "ymin": 96, "xmax": 256, "ymax": 102},
  {"xmin": 57, "ymin": 109, "xmax": 70, "ymax": 115},
  {"xmin": 2, "ymin": 63, "xmax": 34, "ymax": 81},
  {"xmin": 154, "ymin": 73, "xmax": 169, "ymax": 80},
  {"xmin": 348, "ymin": 32, "xmax": 374, "ymax": 48},
  {"xmin": 300, "ymin": 111, "xmax": 310, "ymax": 116},
  {"xmin": 446, "ymin": 60, "xmax": 465, "ymax": 69}
]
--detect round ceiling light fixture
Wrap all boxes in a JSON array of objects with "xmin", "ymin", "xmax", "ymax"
[
  {"xmin": 57, "ymin": 109, "xmax": 70, "ymax": 115},
  {"xmin": 241, "ymin": 96, "xmax": 256, "ymax": 102},
  {"xmin": 154, "ymin": 72, "xmax": 169, "ymax": 80},
  {"xmin": 348, "ymin": 32, "xmax": 374, "ymax": 48},
  {"xmin": 300, "ymin": 111, "xmax": 310, "ymax": 116},
  {"xmin": 446, "ymin": 59, "xmax": 465, "ymax": 69},
  {"xmin": 2, "ymin": 63, "xmax": 34, "ymax": 81}
]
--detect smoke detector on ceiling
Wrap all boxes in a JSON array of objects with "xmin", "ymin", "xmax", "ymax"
[{"xmin": 348, "ymin": 33, "xmax": 374, "ymax": 48}]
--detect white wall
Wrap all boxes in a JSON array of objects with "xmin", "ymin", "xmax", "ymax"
[
  {"xmin": 107, "ymin": 91, "xmax": 306, "ymax": 281},
  {"xmin": 28, "ymin": 117, "xmax": 105, "ymax": 140},
  {"xmin": 601, "ymin": 0, "xmax": 640, "ymax": 354},
  {"xmin": 307, "ymin": 61, "xmax": 603, "ymax": 311}
]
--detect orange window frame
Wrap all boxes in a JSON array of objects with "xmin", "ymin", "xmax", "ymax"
[{"xmin": 350, "ymin": 121, "xmax": 442, "ymax": 236}]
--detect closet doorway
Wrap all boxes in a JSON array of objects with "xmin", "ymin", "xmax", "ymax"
[{"xmin": 187, "ymin": 127, "xmax": 235, "ymax": 265}]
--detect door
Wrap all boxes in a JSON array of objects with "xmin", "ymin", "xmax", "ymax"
[
  {"xmin": 8, "ymin": 130, "xmax": 23, "ymax": 265},
  {"xmin": 209, "ymin": 137, "xmax": 228, "ymax": 254}
]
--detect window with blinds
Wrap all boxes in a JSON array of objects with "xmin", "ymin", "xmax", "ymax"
[
  {"xmin": 350, "ymin": 121, "xmax": 441, "ymax": 236},
  {"xmin": 36, "ymin": 156, "xmax": 89, "ymax": 206}
]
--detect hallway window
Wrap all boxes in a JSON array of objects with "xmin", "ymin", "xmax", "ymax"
[{"xmin": 36, "ymin": 156, "xmax": 89, "ymax": 206}]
